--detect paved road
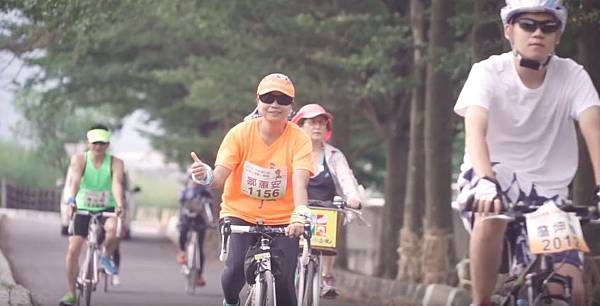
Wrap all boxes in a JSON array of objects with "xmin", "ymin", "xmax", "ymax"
[{"xmin": 0, "ymin": 213, "xmax": 363, "ymax": 306}]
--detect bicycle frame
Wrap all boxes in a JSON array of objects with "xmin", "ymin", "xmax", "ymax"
[
  {"xmin": 499, "ymin": 252, "xmax": 573, "ymax": 305},
  {"xmin": 476, "ymin": 201, "xmax": 599, "ymax": 306},
  {"xmin": 79, "ymin": 215, "xmax": 101, "ymax": 287}
]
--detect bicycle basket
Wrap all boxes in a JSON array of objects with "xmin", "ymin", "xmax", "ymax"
[{"xmin": 244, "ymin": 244, "xmax": 283, "ymax": 284}]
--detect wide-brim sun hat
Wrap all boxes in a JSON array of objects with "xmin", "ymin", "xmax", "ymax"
[{"xmin": 256, "ymin": 73, "xmax": 295, "ymax": 98}]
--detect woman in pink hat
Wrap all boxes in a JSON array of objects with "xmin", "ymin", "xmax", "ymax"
[{"xmin": 292, "ymin": 103, "xmax": 363, "ymax": 299}]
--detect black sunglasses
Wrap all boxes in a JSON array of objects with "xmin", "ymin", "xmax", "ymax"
[
  {"xmin": 516, "ymin": 18, "xmax": 561, "ymax": 34},
  {"xmin": 258, "ymin": 93, "xmax": 294, "ymax": 106}
]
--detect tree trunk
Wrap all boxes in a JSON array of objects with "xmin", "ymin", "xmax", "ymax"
[
  {"xmin": 422, "ymin": 0, "xmax": 456, "ymax": 285},
  {"xmin": 397, "ymin": 0, "xmax": 426, "ymax": 283},
  {"xmin": 573, "ymin": 0, "xmax": 600, "ymax": 208},
  {"xmin": 470, "ymin": 0, "xmax": 503, "ymax": 62},
  {"xmin": 376, "ymin": 119, "xmax": 409, "ymax": 279}
]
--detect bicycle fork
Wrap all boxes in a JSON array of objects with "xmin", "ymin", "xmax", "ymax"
[
  {"xmin": 256, "ymin": 237, "xmax": 277, "ymax": 306},
  {"xmin": 79, "ymin": 245, "xmax": 99, "ymax": 287}
]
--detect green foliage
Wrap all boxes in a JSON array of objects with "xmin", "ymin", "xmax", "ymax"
[
  {"xmin": 0, "ymin": 139, "xmax": 62, "ymax": 188},
  {"xmin": 0, "ymin": 0, "xmax": 401, "ymax": 187},
  {"xmin": 11, "ymin": 90, "xmax": 117, "ymax": 170},
  {"xmin": 3, "ymin": 0, "xmax": 599, "ymax": 191}
]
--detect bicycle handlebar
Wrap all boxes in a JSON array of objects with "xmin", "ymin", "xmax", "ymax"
[
  {"xmin": 480, "ymin": 201, "xmax": 600, "ymax": 225},
  {"xmin": 307, "ymin": 195, "xmax": 355, "ymax": 209},
  {"xmin": 219, "ymin": 220, "xmax": 312, "ymax": 262},
  {"xmin": 307, "ymin": 198, "xmax": 370, "ymax": 227}
]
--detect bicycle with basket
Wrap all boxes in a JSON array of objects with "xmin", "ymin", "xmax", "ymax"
[{"xmin": 296, "ymin": 196, "xmax": 369, "ymax": 306}]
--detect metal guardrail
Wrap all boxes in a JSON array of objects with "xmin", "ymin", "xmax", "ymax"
[{"xmin": 0, "ymin": 179, "xmax": 61, "ymax": 212}]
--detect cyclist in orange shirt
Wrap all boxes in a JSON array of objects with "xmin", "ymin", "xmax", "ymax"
[{"xmin": 189, "ymin": 73, "xmax": 313, "ymax": 306}]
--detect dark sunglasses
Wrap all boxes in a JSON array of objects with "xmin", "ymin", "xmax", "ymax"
[
  {"xmin": 258, "ymin": 93, "xmax": 293, "ymax": 106},
  {"xmin": 91, "ymin": 141, "xmax": 109, "ymax": 145},
  {"xmin": 515, "ymin": 18, "xmax": 561, "ymax": 34}
]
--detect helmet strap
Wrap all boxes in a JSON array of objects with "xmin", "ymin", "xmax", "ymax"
[{"xmin": 513, "ymin": 49, "xmax": 553, "ymax": 71}]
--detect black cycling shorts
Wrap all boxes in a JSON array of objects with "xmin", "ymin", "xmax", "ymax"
[{"xmin": 70, "ymin": 208, "xmax": 115, "ymax": 237}]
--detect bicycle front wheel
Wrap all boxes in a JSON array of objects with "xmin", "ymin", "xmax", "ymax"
[
  {"xmin": 185, "ymin": 241, "xmax": 197, "ymax": 294},
  {"xmin": 254, "ymin": 271, "xmax": 276, "ymax": 306},
  {"xmin": 81, "ymin": 261, "xmax": 94, "ymax": 306},
  {"xmin": 303, "ymin": 260, "xmax": 322, "ymax": 306}
]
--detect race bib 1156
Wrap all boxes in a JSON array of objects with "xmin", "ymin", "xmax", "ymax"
[{"xmin": 241, "ymin": 161, "xmax": 287, "ymax": 200}]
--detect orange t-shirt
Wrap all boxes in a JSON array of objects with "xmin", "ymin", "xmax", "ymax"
[{"xmin": 216, "ymin": 119, "xmax": 313, "ymax": 225}]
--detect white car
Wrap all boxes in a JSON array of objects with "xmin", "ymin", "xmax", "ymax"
[{"xmin": 58, "ymin": 169, "xmax": 140, "ymax": 239}]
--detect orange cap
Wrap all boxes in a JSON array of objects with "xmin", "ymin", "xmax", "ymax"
[{"xmin": 256, "ymin": 73, "xmax": 295, "ymax": 97}]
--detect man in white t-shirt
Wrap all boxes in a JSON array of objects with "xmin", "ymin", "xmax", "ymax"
[{"xmin": 454, "ymin": 1, "xmax": 600, "ymax": 305}]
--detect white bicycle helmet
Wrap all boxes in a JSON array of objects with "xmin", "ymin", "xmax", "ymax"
[{"xmin": 500, "ymin": 0, "xmax": 567, "ymax": 32}]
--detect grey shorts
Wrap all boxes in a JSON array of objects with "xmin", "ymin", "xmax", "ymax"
[{"xmin": 455, "ymin": 165, "xmax": 582, "ymax": 272}]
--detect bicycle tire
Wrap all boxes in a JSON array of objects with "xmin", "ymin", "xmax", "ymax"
[
  {"xmin": 185, "ymin": 239, "xmax": 197, "ymax": 294},
  {"xmin": 243, "ymin": 286, "xmax": 255, "ymax": 306},
  {"xmin": 83, "ymin": 259, "xmax": 94, "ymax": 306},
  {"xmin": 302, "ymin": 260, "xmax": 316, "ymax": 306},
  {"xmin": 310, "ymin": 260, "xmax": 321, "ymax": 306},
  {"xmin": 296, "ymin": 259, "xmax": 306, "ymax": 305},
  {"xmin": 103, "ymin": 270, "xmax": 108, "ymax": 293},
  {"xmin": 113, "ymin": 247, "xmax": 121, "ymax": 269},
  {"xmin": 254, "ymin": 271, "xmax": 276, "ymax": 306}
]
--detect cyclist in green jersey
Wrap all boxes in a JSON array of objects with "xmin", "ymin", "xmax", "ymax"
[{"xmin": 59, "ymin": 124, "xmax": 126, "ymax": 306}]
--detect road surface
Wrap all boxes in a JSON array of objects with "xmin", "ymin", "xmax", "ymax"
[{"xmin": 0, "ymin": 213, "xmax": 366, "ymax": 306}]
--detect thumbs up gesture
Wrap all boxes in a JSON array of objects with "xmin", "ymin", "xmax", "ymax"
[{"xmin": 190, "ymin": 152, "xmax": 207, "ymax": 182}]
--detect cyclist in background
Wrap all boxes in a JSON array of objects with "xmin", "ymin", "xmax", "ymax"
[
  {"xmin": 189, "ymin": 73, "xmax": 314, "ymax": 306},
  {"xmin": 176, "ymin": 174, "xmax": 214, "ymax": 287},
  {"xmin": 59, "ymin": 124, "xmax": 126, "ymax": 306},
  {"xmin": 292, "ymin": 103, "xmax": 363, "ymax": 298},
  {"xmin": 454, "ymin": 1, "xmax": 600, "ymax": 305}
]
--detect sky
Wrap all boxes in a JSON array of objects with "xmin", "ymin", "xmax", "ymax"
[{"xmin": 0, "ymin": 51, "xmax": 27, "ymax": 141}]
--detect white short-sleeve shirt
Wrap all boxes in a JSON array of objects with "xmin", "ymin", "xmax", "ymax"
[{"xmin": 454, "ymin": 52, "xmax": 600, "ymax": 198}]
